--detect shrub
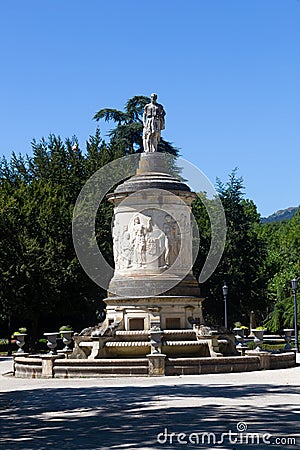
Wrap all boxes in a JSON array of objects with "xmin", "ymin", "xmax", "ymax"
[{"xmin": 59, "ymin": 325, "xmax": 73, "ymax": 332}]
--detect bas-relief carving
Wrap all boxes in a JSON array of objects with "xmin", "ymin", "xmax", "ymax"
[
  {"xmin": 120, "ymin": 225, "xmax": 132, "ymax": 269},
  {"xmin": 145, "ymin": 219, "xmax": 169, "ymax": 270},
  {"xmin": 112, "ymin": 219, "xmax": 121, "ymax": 270},
  {"xmin": 129, "ymin": 214, "xmax": 167, "ymax": 270},
  {"xmin": 162, "ymin": 214, "xmax": 180, "ymax": 266},
  {"xmin": 178, "ymin": 212, "xmax": 192, "ymax": 269},
  {"xmin": 112, "ymin": 211, "xmax": 192, "ymax": 273},
  {"xmin": 131, "ymin": 216, "xmax": 148, "ymax": 268}
]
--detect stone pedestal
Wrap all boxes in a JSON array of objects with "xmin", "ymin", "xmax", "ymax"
[
  {"xmin": 104, "ymin": 152, "xmax": 204, "ymax": 332},
  {"xmin": 105, "ymin": 295, "xmax": 203, "ymax": 332},
  {"xmin": 147, "ymin": 353, "xmax": 166, "ymax": 376},
  {"xmin": 41, "ymin": 354, "xmax": 64, "ymax": 378},
  {"xmin": 246, "ymin": 350, "xmax": 271, "ymax": 370},
  {"xmin": 13, "ymin": 353, "xmax": 29, "ymax": 376}
]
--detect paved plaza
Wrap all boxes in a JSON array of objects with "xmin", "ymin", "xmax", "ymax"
[{"xmin": 0, "ymin": 356, "xmax": 299, "ymax": 450}]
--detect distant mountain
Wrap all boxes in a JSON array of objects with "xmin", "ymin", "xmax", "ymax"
[{"xmin": 262, "ymin": 206, "xmax": 299, "ymax": 224}]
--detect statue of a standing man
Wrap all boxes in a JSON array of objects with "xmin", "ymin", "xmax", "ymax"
[{"xmin": 143, "ymin": 93, "xmax": 166, "ymax": 153}]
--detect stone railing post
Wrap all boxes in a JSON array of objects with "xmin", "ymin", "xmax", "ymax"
[
  {"xmin": 257, "ymin": 351, "xmax": 271, "ymax": 370},
  {"xmin": 41, "ymin": 354, "xmax": 64, "ymax": 378},
  {"xmin": 245, "ymin": 350, "xmax": 271, "ymax": 370},
  {"xmin": 41, "ymin": 355, "xmax": 56, "ymax": 378}
]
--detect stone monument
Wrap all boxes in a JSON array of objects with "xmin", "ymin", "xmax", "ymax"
[
  {"xmin": 104, "ymin": 94, "xmax": 204, "ymax": 334},
  {"xmin": 13, "ymin": 94, "xmax": 296, "ymax": 376},
  {"xmin": 70, "ymin": 94, "xmax": 239, "ymax": 362}
]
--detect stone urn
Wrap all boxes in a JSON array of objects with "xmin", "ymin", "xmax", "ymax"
[
  {"xmin": 149, "ymin": 328, "xmax": 163, "ymax": 354},
  {"xmin": 233, "ymin": 328, "xmax": 245, "ymax": 347},
  {"xmin": 43, "ymin": 332, "xmax": 59, "ymax": 355},
  {"xmin": 15, "ymin": 333, "xmax": 27, "ymax": 353},
  {"xmin": 60, "ymin": 330, "xmax": 73, "ymax": 352},
  {"xmin": 252, "ymin": 329, "xmax": 265, "ymax": 352},
  {"xmin": 283, "ymin": 329, "xmax": 294, "ymax": 350}
]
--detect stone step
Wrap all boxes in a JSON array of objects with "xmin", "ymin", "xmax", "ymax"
[
  {"xmin": 55, "ymin": 358, "xmax": 148, "ymax": 366},
  {"xmin": 163, "ymin": 329, "xmax": 196, "ymax": 335},
  {"xmin": 115, "ymin": 330, "xmax": 148, "ymax": 336},
  {"xmin": 163, "ymin": 340, "xmax": 210, "ymax": 346},
  {"xmin": 162, "ymin": 330, "xmax": 198, "ymax": 342},
  {"xmin": 54, "ymin": 358, "xmax": 149, "ymax": 377},
  {"xmin": 105, "ymin": 341, "xmax": 150, "ymax": 347},
  {"xmin": 165, "ymin": 356, "xmax": 261, "ymax": 375},
  {"xmin": 54, "ymin": 365, "xmax": 148, "ymax": 377}
]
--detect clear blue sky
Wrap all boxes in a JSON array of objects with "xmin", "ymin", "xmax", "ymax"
[{"xmin": 1, "ymin": 0, "xmax": 299, "ymax": 216}]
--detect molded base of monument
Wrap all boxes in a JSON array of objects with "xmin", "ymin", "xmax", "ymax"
[
  {"xmin": 104, "ymin": 295, "xmax": 204, "ymax": 331},
  {"xmin": 108, "ymin": 273, "xmax": 201, "ymax": 299}
]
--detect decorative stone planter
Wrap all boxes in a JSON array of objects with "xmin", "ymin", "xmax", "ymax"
[
  {"xmin": 60, "ymin": 331, "xmax": 73, "ymax": 352},
  {"xmin": 283, "ymin": 329, "xmax": 294, "ymax": 350},
  {"xmin": 15, "ymin": 333, "xmax": 27, "ymax": 353},
  {"xmin": 43, "ymin": 332, "xmax": 59, "ymax": 355},
  {"xmin": 233, "ymin": 328, "xmax": 245, "ymax": 347},
  {"xmin": 252, "ymin": 329, "xmax": 265, "ymax": 352}
]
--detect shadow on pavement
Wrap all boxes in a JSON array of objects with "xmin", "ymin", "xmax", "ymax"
[{"xmin": 0, "ymin": 383, "xmax": 299, "ymax": 449}]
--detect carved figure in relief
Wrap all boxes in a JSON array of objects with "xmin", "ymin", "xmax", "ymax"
[
  {"xmin": 145, "ymin": 217, "xmax": 156, "ymax": 257},
  {"xmin": 172, "ymin": 219, "xmax": 181, "ymax": 257},
  {"xmin": 162, "ymin": 214, "xmax": 179, "ymax": 266},
  {"xmin": 145, "ymin": 219, "xmax": 168, "ymax": 268},
  {"xmin": 131, "ymin": 216, "xmax": 147, "ymax": 267},
  {"xmin": 112, "ymin": 219, "xmax": 121, "ymax": 269},
  {"xmin": 120, "ymin": 225, "xmax": 132, "ymax": 269},
  {"xmin": 124, "ymin": 214, "xmax": 172, "ymax": 270},
  {"xmin": 178, "ymin": 213, "xmax": 190, "ymax": 268},
  {"xmin": 179, "ymin": 213, "xmax": 189, "ymax": 234}
]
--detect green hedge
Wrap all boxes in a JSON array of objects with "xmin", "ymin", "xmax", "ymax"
[{"xmin": 246, "ymin": 341, "xmax": 288, "ymax": 351}]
